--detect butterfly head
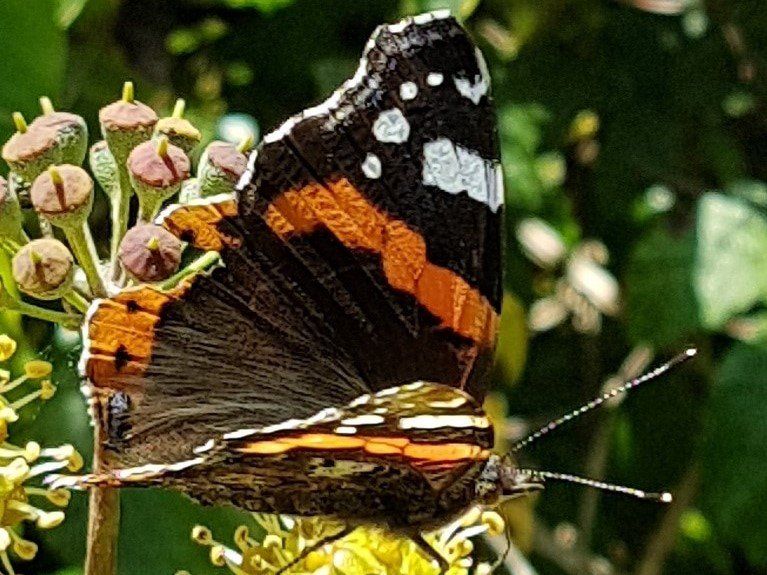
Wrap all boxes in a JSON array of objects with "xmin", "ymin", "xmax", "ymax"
[{"xmin": 476, "ymin": 454, "xmax": 544, "ymax": 504}]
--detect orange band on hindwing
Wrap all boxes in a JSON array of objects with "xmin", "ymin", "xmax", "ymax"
[
  {"xmin": 264, "ymin": 178, "xmax": 499, "ymax": 346},
  {"xmin": 83, "ymin": 284, "xmax": 189, "ymax": 389},
  {"xmin": 235, "ymin": 433, "xmax": 490, "ymax": 464},
  {"xmin": 159, "ymin": 196, "xmax": 241, "ymax": 251}
]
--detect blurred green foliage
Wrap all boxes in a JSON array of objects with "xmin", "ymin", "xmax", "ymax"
[{"xmin": 2, "ymin": 0, "xmax": 767, "ymax": 574}]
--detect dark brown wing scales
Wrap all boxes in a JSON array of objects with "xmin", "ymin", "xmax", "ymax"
[
  {"xmin": 81, "ymin": 12, "xmax": 503, "ymax": 472},
  {"xmin": 241, "ymin": 12, "xmax": 503, "ymax": 397},
  {"xmin": 69, "ymin": 383, "xmax": 495, "ymax": 529}
]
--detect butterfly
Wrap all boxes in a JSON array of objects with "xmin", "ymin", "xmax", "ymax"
[{"xmin": 52, "ymin": 10, "xmax": 692, "ymax": 571}]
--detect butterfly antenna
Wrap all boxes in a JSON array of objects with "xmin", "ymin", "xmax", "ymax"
[
  {"xmin": 518, "ymin": 469, "xmax": 673, "ymax": 503},
  {"xmin": 511, "ymin": 347, "xmax": 697, "ymax": 453}
]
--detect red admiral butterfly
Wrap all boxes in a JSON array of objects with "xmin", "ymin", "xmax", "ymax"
[{"xmin": 50, "ymin": 10, "xmax": 694, "ymax": 570}]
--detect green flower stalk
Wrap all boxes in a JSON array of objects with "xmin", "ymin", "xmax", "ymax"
[
  {"xmin": 127, "ymin": 136, "xmax": 190, "ymax": 223},
  {"xmin": 155, "ymin": 99, "xmax": 202, "ymax": 153},
  {"xmin": 0, "ymin": 278, "xmax": 81, "ymax": 330},
  {"xmin": 89, "ymin": 140, "xmax": 120, "ymax": 204},
  {"xmin": 30, "ymin": 166, "xmax": 106, "ymax": 298},
  {"xmin": 0, "ymin": 177, "xmax": 28, "ymax": 248},
  {"xmin": 197, "ymin": 137, "xmax": 251, "ymax": 198},
  {"xmin": 99, "ymin": 81, "xmax": 158, "ymax": 277}
]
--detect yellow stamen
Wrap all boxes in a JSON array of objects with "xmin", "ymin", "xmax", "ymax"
[
  {"xmin": 172, "ymin": 98, "xmax": 186, "ymax": 119},
  {"xmin": 237, "ymin": 133, "xmax": 254, "ymax": 154},
  {"xmin": 39, "ymin": 96, "xmax": 55, "ymax": 116},
  {"xmin": 122, "ymin": 81, "xmax": 135, "ymax": 103},
  {"xmin": 11, "ymin": 113, "xmax": 27, "ymax": 134},
  {"xmin": 40, "ymin": 380, "xmax": 55, "ymax": 400},
  {"xmin": 0, "ymin": 336, "xmax": 17, "ymax": 362},
  {"xmin": 192, "ymin": 525, "xmax": 213, "ymax": 545},
  {"xmin": 156, "ymin": 135, "xmax": 169, "ymax": 158},
  {"xmin": 48, "ymin": 166, "xmax": 63, "ymax": 188},
  {"xmin": 24, "ymin": 360, "xmax": 52, "ymax": 379}
]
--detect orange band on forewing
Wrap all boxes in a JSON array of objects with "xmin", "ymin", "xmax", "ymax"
[
  {"xmin": 236, "ymin": 433, "xmax": 489, "ymax": 464},
  {"xmin": 264, "ymin": 179, "xmax": 498, "ymax": 346},
  {"xmin": 160, "ymin": 198, "xmax": 240, "ymax": 251},
  {"xmin": 84, "ymin": 284, "xmax": 188, "ymax": 388}
]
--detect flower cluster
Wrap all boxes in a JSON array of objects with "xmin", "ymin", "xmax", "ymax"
[
  {"xmin": 0, "ymin": 334, "xmax": 83, "ymax": 575},
  {"xmin": 0, "ymin": 85, "xmax": 252, "ymax": 325},
  {"xmin": 179, "ymin": 508, "xmax": 504, "ymax": 575}
]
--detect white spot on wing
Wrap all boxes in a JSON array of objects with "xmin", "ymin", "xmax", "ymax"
[
  {"xmin": 334, "ymin": 426, "xmax": 358, "ymax": 435},
  {"xmin": 342, "ymin": 414, "xmax": 385, "ymax": 426},
  {"xmin": 400, "ymin": 81, "xmax": 419, "ymax": 101},
  {"xmin": 398, "ymin": 415, "xmax": 491, "ymax": 430},
  {"xmin": 453, "ymin": 75, "xmax": 488, "ymax": 104},
  {"xmin": 193, "ymin": 439, "xmax": 215, "ymax": 454},
  {"xmin": 422, "ymin": 138, "xmax": 504, "ymax": 211},
  {"xmin": 361, "ymin": 153, "xmax": 382, "ymax": 179},
  {"xmin": 349, "ymin": 394, "xmax": 371, "ymax": 407},
  {"xmin": 428, "ymin": 396, "xmax": 468, "ymax": 409},
  {"xmin": 373, "ymin": 108, "xmax": 410, "ymax": 143},
  {"xmin": 427, "ymin": 72, "xmax": 444, "ymax": 86}
]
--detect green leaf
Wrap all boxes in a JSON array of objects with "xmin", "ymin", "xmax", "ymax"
[
  {"xmin": 695, "ymin": 193, "xmax": 767, "ymax": 329},
  {"xmin": 0, "ymin": 0, "xmax": 66, "ymax": 144},
  {"xmin": 702, "ymin": 343, "xmax": 767, "ymax": 566},
  {"xmin": 625, "ymin": 227, "xmax": 699, "ymax": 346}
]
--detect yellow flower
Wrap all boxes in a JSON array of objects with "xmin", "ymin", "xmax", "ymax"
[
  {"xmin": 0, "ymin": 337, "xmax": 16, "ymax": 363},
  {"xmin": 181, "ymin": 508, "xmax": 503, "ymax": 575},
  {"xmin": 0, "ymin": 335, "xmax": 81, "ymax": 575}
]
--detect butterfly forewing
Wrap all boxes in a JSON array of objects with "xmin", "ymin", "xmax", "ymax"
[{"xmin": 81, "ymin": 12, "xmax": 503, "ymax": 482}]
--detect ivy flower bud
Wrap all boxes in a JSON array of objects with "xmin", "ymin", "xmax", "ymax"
[
  {"xmin": 198, "ymin": 139, "xmax": 250, "ymax": 197},
  {"xmin": 119, "ymin": 223, "xmax": 182, "ymax": 283},
  {"xmin": 99, "ymin": 82, "xmax": 158, "ymax": 163},
  {"xmin": 1, "ymin": 112, "xmax": 60, "ymax": 182},
  {"xmin": 12, "ymin": 239, "xmax": 74, "ymax": 300},
  {"xmin": 155, "ymin": 99, "xmax": 201, "ymax": 153},
  {"xmin": 31, "ymin": 102, "xmax": 88, "ymax": 166},
  {"xmin": 30, "ymin": 165, "xmax": 106, "ymax": 297},
  {"xmin": 128, "ymin": 136, "xmax": 190, "ymax": 222},
  {"xmin": 31, "ymin": 165, "xmax": 93, "ymax": 226}
]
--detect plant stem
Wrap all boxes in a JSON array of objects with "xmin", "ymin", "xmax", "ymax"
[
  {"xmin": 160, "ymin": 250, "xmax": 219, "ymax": 290},
  {"xmin": 137, "ymin": 195, "xmax": 162, "ymax": 224},
  {"xmin": 65, "ymin": 223, "xmax": 107, "ymax": 298},
  {"xmin": 109, "ymin": 172, "xmax": 132, "ymax": 284},
  {"xmin": 63, "ymin": 290, "xmax": 90, "ymax": 314},
  {"xmin": 1, "ymin": 296, "xmax": 81, "ymax": 330},
  {"xmin": 86, "ymin": 419, "xmax": 120, "ymax": 575}
]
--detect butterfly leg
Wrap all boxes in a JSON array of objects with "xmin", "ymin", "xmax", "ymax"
[
  {"xmin": 412, "ymin": 532, "xmax": 449, "ymax": 572},
  {"xmin": 275, "ymin": 523, "xmax": 356, "ymax": 575}
]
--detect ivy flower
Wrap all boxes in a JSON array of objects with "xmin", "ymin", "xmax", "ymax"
[
  {"xmin": 0, "ymin": 334, "xmax": 83, "ymax": 575},
  {"xmin": 179, "ymin": 507, "xmax": 504, "ymax": 575}
]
